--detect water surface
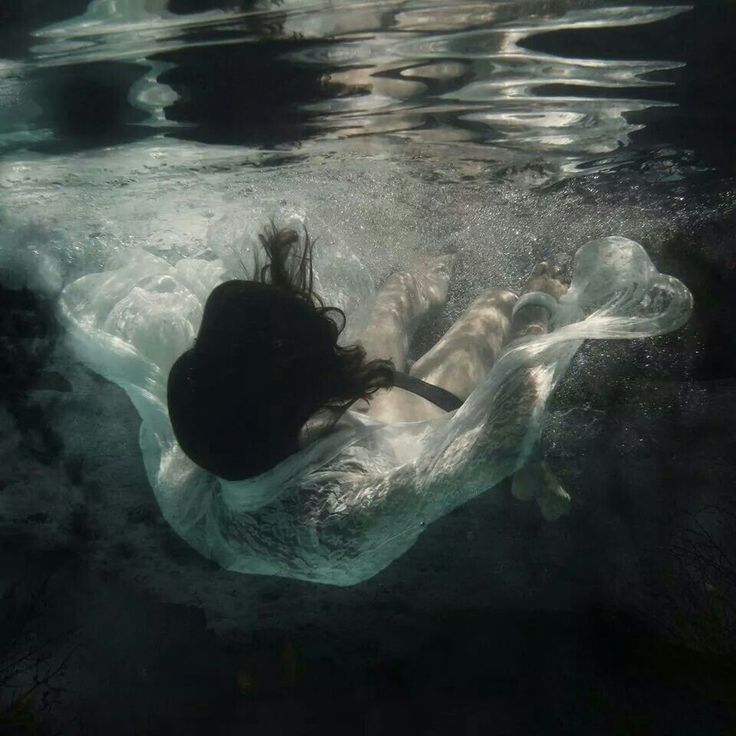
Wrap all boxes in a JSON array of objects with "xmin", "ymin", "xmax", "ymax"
[{"xmin": 0, "ymin": 2, "xmax": 735, "ymax": 733}]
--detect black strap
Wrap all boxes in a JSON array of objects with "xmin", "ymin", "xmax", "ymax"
[{"xmin": 393, "ymin": 371, "xmax": 463, "ymax": 412}]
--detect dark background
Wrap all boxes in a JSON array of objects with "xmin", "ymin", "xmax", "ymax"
[{"xmin": 1, "ymin": 1, "xmax": 736, "ymax": 734}]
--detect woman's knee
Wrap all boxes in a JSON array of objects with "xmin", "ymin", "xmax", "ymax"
[
  {"xmin": 445, "ymin": 289, "xmax": 516, "ymax": 340},
  {"xmin": 468, "ymin": 288, "xmax": 517, "ymax": 314}
]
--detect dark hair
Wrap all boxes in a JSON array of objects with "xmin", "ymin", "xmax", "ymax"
[{"xmin": 167, "ymin": 223, "xmax": 394, "ymax": 481}]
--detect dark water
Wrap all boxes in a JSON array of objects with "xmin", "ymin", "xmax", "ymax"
[
  {"xmin": 1, "ymin": 1, "xmax": 735, "ymax": 734},
  {"xmin": 0, "ymin": 0, "xmax": 733, "ymax": 177}
]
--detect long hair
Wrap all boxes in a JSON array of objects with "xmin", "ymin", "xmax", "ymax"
[
  {"xmin": 168, "ymin": 223, "xmax": 394, "ymax": 481},
  {"xmin": 254, "ymin": 222, "xmax": 395, "ymax": 413}
]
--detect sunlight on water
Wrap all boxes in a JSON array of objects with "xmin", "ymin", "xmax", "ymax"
[{"xmin": 0, "ymin": 1, "xmax": 690, "ymax": 178}]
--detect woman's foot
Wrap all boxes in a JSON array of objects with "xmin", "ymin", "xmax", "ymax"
[
  {"xmin": 525, "ymin": 261, "xmax": 568, "ymax": 300},
  {"xmin": 417, "ymin": 253, "xmax": 456, "ymax": 310},
  {"xmin": 512, "ymin": 459, "xmax": 571, "ymax": 521},
  {"xmin": 510, "ymin": 261, "xmax": 568, "ymax": 339}
]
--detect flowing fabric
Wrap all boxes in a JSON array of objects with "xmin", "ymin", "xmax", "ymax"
[{"xmin": 59, "ymin": 236, "xmax": 692, "ymax": 586}]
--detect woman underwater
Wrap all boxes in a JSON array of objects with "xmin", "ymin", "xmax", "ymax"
[{"xmin": 60, "ymin": 222, "xmax": 692, "ymax": 586}]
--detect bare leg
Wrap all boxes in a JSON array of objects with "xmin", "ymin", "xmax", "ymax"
[
  {"xmin": 400, "ymin": 259, "xmax": 573, "ymax": 522},
  {"xmin": 359, "ymin": 260, "xmax": 565, "ymax": 433},
  {"xmin": 359, "ymin": 257, "xmax": 454, "ymax": 369},
  {"xmin": 363, "ymin": 285, "xmax": 517, "ymax": 424},
  {"xmin": 409, "ymin": 288, "xmax": 517, "ymax": 400},
  {"xmin": 357, "ymin": 256, "xmax": 455, "ymax": 423},
  {"xmin": 507, "ymin": 262, "xmax": 572, "ymax": 520},
  {"xmin": 408, "ymin": 262, "xmax": 568, "ymax": 401}
]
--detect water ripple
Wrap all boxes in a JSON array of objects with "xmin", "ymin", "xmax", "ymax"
[
  {"xmin": 283, "ymin": 2, "xmax": 691, "ymax": 175},
  {"xmin": 2, "ymin": 1, "xmax": 694, "ymax": 181}
]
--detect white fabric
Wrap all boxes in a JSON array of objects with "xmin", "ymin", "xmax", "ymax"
[
  {"xmin": 512, "ymin": 290, "xmax": 558, "ymax": 319},
  {"xmin": 59, "ymin": 236, "xmax": 692, "ymax": 585}
]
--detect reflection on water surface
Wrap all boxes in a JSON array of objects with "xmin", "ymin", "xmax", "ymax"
[
  {"xmin": 0, "ymin": 1, "xmax": 708, "ymax": 181},
  {"xmin": 0, "ymin": 9, "xmax": 735, "ymax": 733}
]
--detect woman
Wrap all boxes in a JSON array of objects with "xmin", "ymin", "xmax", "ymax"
[
  {"xmin": 60, "ymin": 223, "xmax": 692, "ymax": 585},
  {"xmin": 167, "ymin": 224, "xmax": 566, "ymax": 496}
]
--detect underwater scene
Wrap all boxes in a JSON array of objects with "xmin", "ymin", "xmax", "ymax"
[{"xmin": 1, "ymin": 0, "xmax": 735, "ymax": 733}]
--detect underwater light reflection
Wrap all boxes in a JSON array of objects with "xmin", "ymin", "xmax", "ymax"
[{"xmin": 7, "ymin": 1, "xmax": 691, "ymax": 177}]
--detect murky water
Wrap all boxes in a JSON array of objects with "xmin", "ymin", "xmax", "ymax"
[{"xmin": 1, "ymin": 2, "xmax": 735, "ymax": 733}]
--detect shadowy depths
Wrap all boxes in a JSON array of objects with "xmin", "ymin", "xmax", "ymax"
[
  {"xmin": 25, "ymin": 63, "xmax": 153, "ymax": 154},
  {"xmin": 222, "ymin": 609, "xmax": 736, "ymax": 736},
  {"xmin": 658, "ymin": 218, "xmax": 736, "ymax": 381},
  {"xmin": 156, "ymin": 41, "xmax": 334, "ymax": 148},
  {"xmin": 0, "ymin": 0, "xmax": 91, "ymax": 58},
  {"xmin": 0, "ymin": 281, "xmax": 66, "ymax": 465},
  {"xmin": 525, "ymin": 2, "xmax": 736, "ymax": 176},
  {"xmin": 6, "ymin": 558, "xmax": 734, "ymax": 736}
]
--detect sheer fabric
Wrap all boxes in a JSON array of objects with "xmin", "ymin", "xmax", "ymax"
[{"xmin": 59, "ymin": 237, "xmax": 692, "ymax": 585}]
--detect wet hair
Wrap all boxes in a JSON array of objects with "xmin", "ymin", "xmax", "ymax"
[{"xmin": 167, "ymin": 223, "xmax": 394, "ymax": 481}]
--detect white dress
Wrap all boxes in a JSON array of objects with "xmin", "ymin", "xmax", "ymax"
[{"xmin": 59, "ymin": 237, "xmax": 692, "ymax": 586}]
